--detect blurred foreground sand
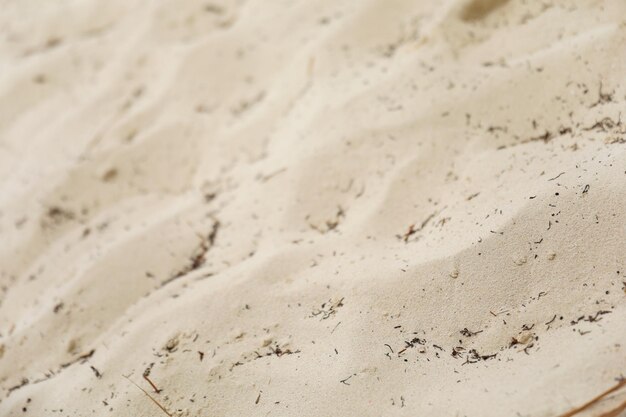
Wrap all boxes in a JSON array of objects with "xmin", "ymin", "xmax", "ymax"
[{"xmin": 0, "ymin": 1, "xmax": 625, "ymax": 416}]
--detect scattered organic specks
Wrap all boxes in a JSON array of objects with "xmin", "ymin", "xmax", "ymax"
[{"xmin": 340, "ymin": 375, "xmax": 354, "ymax": 385}]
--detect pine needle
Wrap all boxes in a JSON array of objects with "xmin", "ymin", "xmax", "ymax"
[
  {"xmin": 596, "ymin": 397, "xmax": 626, "ymax": 417},
  {"xmin": 124, "ymin": 375, "xmax": 172, "ymax": 417},
  {"xmin": 558, "ymin": 378, "xmax": 626, "ymax": 417}
]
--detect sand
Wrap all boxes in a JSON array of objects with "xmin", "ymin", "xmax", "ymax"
[{"xmin": 0, "ymin": 0, "xmax": 625, "ymax": 416}]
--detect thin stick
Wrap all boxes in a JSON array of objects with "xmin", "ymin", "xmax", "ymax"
[
  {"xmin": 597, "ymin": 397, "xmax": 626, "ymax": 417},
  {"xmin": 143, "ymin": 374, "xmax": 162, "ymax": 393},
  {"xmin": 558, "ymin": 378, "xmax": 626, "ymax": 417},
  {"xmin": 124, "ymin": 375, "xmax": 172, "ymax": 417}
]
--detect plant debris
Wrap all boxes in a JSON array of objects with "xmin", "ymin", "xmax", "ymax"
[{"xmin": 310, "ymin": 298, "xmax": 344, "ymax": 320}]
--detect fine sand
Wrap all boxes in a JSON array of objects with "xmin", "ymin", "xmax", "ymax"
[{"xmin": 0, "ymin": 1, "xmax": 625, "ymax": 416}]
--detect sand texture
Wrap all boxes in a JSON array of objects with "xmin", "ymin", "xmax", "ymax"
[{"xmin": 0, "ymin": 0, "xmax": 625, "ymax": 416}]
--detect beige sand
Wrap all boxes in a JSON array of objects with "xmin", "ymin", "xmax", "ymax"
[{"xmin": 0, "ymin": 0, "xmax": 625, "ymax": 416}]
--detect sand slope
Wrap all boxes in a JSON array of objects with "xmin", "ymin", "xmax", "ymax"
[{"xmin": 0, "ymin": 0, "xmax": 625, "ymax": 416}]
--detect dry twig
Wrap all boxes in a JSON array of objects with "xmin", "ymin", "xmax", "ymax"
[
  {"xmin": 124, "ymin": 375, "xmax": 172, "ymax": 416},
  {"xmin": 558, "ymin": 378, "xmax": 626, "ymax": 417}
]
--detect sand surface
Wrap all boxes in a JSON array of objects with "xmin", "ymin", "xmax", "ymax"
[{"xmin": 0, "ymin": 1, "xmax": 625, "ymax": 416}]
